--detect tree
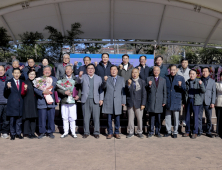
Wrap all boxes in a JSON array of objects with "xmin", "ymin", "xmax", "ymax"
[
  {"xmin": 84, "ymin": 39, "xmax": 104, "ymax": 54},
  {"xmin": 169, "ymin": 55, "xmax": 182, "ymax": 64},
  {"xmin": 45, "ymin": 22, "xmax": 84, "ymax": 62},
  {"xmin": 17, "ymin": 31, "xmax": 43, "ymax": 61},
  {"xmin": 0, "ymin": 27, "xmax": 12, "ymax": 61},
  {"xmin": 199, "ymin": 48, "xmax": 222, "ymax": 64}
]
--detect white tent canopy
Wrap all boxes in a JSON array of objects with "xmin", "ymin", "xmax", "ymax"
[{"xmin": 1, "ymin": 0, "xmax": 222, "ymax": 47}]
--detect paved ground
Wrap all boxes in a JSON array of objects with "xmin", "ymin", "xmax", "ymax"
[{"xmin": 0, "ymin": 133, "xmax": 222, "ymax": 170}]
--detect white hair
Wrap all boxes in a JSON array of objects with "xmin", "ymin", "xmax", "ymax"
[
  {"xmin": 43, "ymin": 66, "xmax": 52, "ymax": 71},
  {"xmin": 12, "ymin": 59, "xmax": 19, "ymax": 64},
  {"xmin": 63, "ymin": 54, "xmax": 70, "ymax": 58}
]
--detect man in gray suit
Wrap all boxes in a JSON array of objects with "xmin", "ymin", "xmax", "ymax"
[
  {"xmin": 77, "ymin": 63, "xmax": 104, "ymax": 139},
  {"xmin": 199, "ymin": 67, "xmax": 216, "ymax": 138},
  {"xmin": 147, "ymin": 66, "xmax": 167, "ymax": 138},
  {"xmin": 56, "ymin": 54, "xmax": 71, "ymax": 79},
  {"xmin": 102, "ymin": 65, "xmax": 126, "ymax": 139}
]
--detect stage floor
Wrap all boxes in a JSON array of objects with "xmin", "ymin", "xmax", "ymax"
[{"xmin": 0, "ymin": 133, "xmax": 222, "ymax": 170}]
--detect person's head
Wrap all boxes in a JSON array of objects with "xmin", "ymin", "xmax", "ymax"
[
  {"xmin": 155, "ymin": 55, "xmax": 163, "ymax": 66},
  {"xmin": 12, "ymin": 68, "xmax": 21, "ymax": 80},
  {"xmin": 43, "ymin": 66, "xmax": 52, "ymax": 77},
  {"xmin": 189, "ymin": 69, "xmax": 197, "ymax": 80},
  {"xmin": 65, "ymin": 65, "xmax": 73, "ymax": 77},
  {"xmin": 202, "ymin": 67, "xmax": 210, "ymax": 78},
  {"xmin": 12, "ymin": 59, "xmax": 20, "ymax": 68},
  {"xmin": 139, "ymin": 56, "xmax": 147, "ymax": 66},
  {"xmin": 0, "ymin": 66, "xmax": 5, "ymax": 77},
  {"xmin": 170, "ymin": 65, "xmax": 177, "ymax": 76},
  {"xmin": 27, "ymin": 69, "xmax": 36, "ymax": 81},
  {"xmin": 110, "ymin": 65, "xmax": 118, "ymax": 77},
  {"xmin": 42, "ymin": 58, "xmax": 49, "ymax": 66},
  {"xmin": 181, "ymin": 58, "xmax": 189, "ymax": 69},
  {"xmin": 63, "ymin": 54, "xmax": 70, "ymax": 64},
  {"xmin": 27, "ymin": 58, "xmax": 35, "ymax": 68},
  {"xmin": 86, "ymin": 63, "xmax": 95, "ymax": 76},
  {"xmin": 83, "ymin": 56, "xmax": 91, "ymax": 66},
  {"xmin": 153, "ymin": 66, "xmax": 160, "ymax": 77},
  {"xmin": 101, "ymin": 53, "xmax": 109, "ymax": 64},
  {"xmin": 132, "ymin": 68, "xmax": 139, "ymax": 79},
  {"xmin": 122, "ymin": 54, "xmax": 129, "ymax": 65}
]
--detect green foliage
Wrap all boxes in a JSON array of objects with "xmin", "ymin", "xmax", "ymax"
[
  {"xmin": 169, "ymin": 55, "xmax": 182, "ymax": 64},
  {"xmin": 84, "ymin": 39, "xmax": 104, "ymax": 54},
  {"xmin": 0, "ymin": 27, "xmax": 12, "ymax": 61},
  {"xmin": 199, "ymin": 48, "xmax": 222, "ymax": 64}
]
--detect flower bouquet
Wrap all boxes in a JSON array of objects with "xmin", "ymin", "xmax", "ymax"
[
  {"xmin": 193, "ymin": 66, "xmax": 202, "ymax": 78},
  {"xmin": 56, "ymin": 79, "xmax": 76, "ymax": 104},
  {"xmin": 209, "ymin": 66, "xmax": 215, "ymax": 80},
  {"xmin": 217, "ymin": 66, "xmax": 222, "ymax": 82},
  {"xmin": 33, "ymin": 76, "xmax": 54, "ymax": 104}
]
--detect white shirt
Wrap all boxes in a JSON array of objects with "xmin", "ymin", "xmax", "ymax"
[
  {"xmin": 123, "ymin": 64, "xmax": 128, "ymax": 71},
  {"xmin": 66, "ymin": 75, "xmax": 72, "ymax": 80},
  {"xmin": 13, "ymin": 78, "xmax": 19, "ymax": 86},
  {"xmin": 88, "ymin": 74, "xmax": 94, "ymax": 79}
]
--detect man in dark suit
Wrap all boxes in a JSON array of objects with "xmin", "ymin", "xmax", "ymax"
[
  {"xmin": 136, "ymin": 55, "xmax": 149, "ymax": 81},
  {"xmin": 198, "ymin": 67, "xmax": 216, "ymax": 138},
  {"xmin": 73, "ymin": 56, "xmax": 91, "ymax": 75},
  {"xmin": 149, "ymin": 55, "xmax": 168, "ymax": 78},
  {"xmin": 4, "ymin": 68, "xmax": 26, "ymax": 140},
  {"xmin": 126, "ymin": 68, "xmax": 147, "ymax": 139},
  {"xmin": 147, "ymin": 66, "xmax": 167, "ymax": 138},
  {"xmin": 164, "ymin": 65, "xmax": 186, "ymax": 138}
]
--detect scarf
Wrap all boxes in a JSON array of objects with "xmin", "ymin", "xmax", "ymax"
[
  {"xmin": 0, "ymin": 75, "xmax": 6, "ymax": 82},
  {"xmin": 132, "ymin": 77, "xmax": 141, "ymax": 91},
  {"xmin": 63, "ymin": 63, "xmax": 68, "ymax": 67},
  {"xmin": 201, "ymin": 76, "xmax": 210, "ymax": 87}
]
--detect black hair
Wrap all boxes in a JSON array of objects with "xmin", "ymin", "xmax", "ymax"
[
  {"xmin": 110, "ymin": 65, "xmax": 118, "ymax": 70},
  {"xmin": 102, "ymin": 53, "xmax": 109, "ymax": 58},
  {"xmin": 169, "ymin": 64, "xmax": 177, "ymax": 69},
  {"xmin": 27, "ymin": 58, "xmax": 35, "ymax": 62},
  {"xmin": 181, "ymin": 58, "xmax": 188, "ymax": 63},
  {"xmin": 189, "ymin": 69, "xmax": 197, "ymax": 74},
  {"xmin": 83, "ymin": 56, "xmax": 91, "ymax": 61},
  {"xmin": 202, "ymin": 67, "xmax": 210, "ymax": 72},
  {"xmin": 154, "ymin": 55, "xmax": 163, "ymax": 62},
  {"xmin": 122, "ymin": 54, "xmax": 129, "ymax": 59},
  {"xmin": 86, "ymin": 63, "xmax": 95, "ymax": 69},
  {"xmin": 27, "ymin": 68, "xmax": 36, "ymax": 75},
  {"xmin": 12, "ymin": 68, "xmax": 21, "ymax": 73},
  {"xmin": 139, "ymin": 55, "xmax": 147, "ymax": 60}
]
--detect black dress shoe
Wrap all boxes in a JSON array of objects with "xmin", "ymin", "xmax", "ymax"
[
  {"xmin": 27, "ymin": 134, "xmax": 33, "ymax": 139},
  {"xmin": 32, "ymin": 134, "xmax": 38, "ymax": 138},
  {"xmin": 206, "ymin": 133, "xmax": 214, "ymax": 138},
  {"xmin": 18, "ymin": 134, "xmax": 24, "ymax": 139},
  {"xmin": 172, "ymin": 134, "xmax": 177, "ymax": 138},
  {"xmin": 10, "ymin": 135, "xmax": 15, "ymax": 140},
  {"xmin": 163, "ymin": 133, "xmax": 170, "ymax": 137},
  {"xmin": 197, "ymin": 133, "xmax": 202, "ymax": 137},
  {"xmin": 94, "ymin": 135, "xmax": 100, "ymax": 139},
  {"xmin": 82, "ymin": 134, "xmax": 89, "ymax": 139}
]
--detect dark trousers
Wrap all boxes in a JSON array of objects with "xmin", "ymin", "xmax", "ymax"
[
  {"xmin": 0, "ymin": 104, "xmax": 9, "ymax": 134},
  {"xmin": 23, "ymin": 118, "xmax": 37, "ymax": 135},
  {"xmin": 215, "ymin": 107, "xmax": 222, "ymax": 137},
  {"xmin": 38, "ymin": 108, "xmax": 55, "ymax": 134},
  {"xmin": 149, "ymin": 112, "xmax": 161, "ymax": 135},
  {"xmin": 82, "ymin": 98, "xmax": 100, "ymax": 135},
  {"xmin": 9, "ymin": 116, "xmax": 22, "ymax": 135},
  {"xmin": 185, "ymin": 98, "xmax": 200, "ymax": 134},
  {"xmin": 198, "ymin": 104, "xmax": 212, "ymax": 134},
  {"xmin": 107, "ymin": 114, "xmax": 120, "ymax": 135}
]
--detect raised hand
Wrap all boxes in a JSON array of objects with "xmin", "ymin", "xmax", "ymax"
[
  {"xmin": 138, "ymin": 66, "xmax": 141, "ymax": 72},
  {"xmin": 7, "ymin": 82, "xmax": 11, "ymax": 88},
  {"xmin": 119, "ymin": 64, "xmax": 123, "ymax": 70},
  {"xmin": 128, "ymin": 79, "xmax": 132, "ymax": 86},
  {"xmin": 74, "ymin": 61, "xmax": 78, "ymax": 66},
  {"xmin": 79, "ymin": 71, "xmax": 83, "ymax": 78},
  {"xmin": 149, "ymin": 81, "xmax": 152, "ymax": 86},
  {"xmin": 104, "ymin": 76, "xmax": 108, "ymax": 82},
  {"xmin": 24, "ymin": 84, "xmax": 28, "ymax": 90},
  {"xmin": 94, "ymin": 62, "xmax": 98, "ymax": 67},
  {"xmin": 199, "ymin": 80, "xmax": 202, "ymax": 85}
]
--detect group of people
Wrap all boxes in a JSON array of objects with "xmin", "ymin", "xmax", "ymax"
[{"xmin": 0, "ymin": 53, "xmax": 221, "ymax": 140}]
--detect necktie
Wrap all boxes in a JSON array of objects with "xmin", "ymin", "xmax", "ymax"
[
  {"xmin": 16, "ymin": 80, "xmax": 19, "ymax": 90},
  {"xmin": 155, "ymin": 77, "xmax": 158, "ymax": 81},
  {"xmin": 113, "ymin": 77, "xmax": 116, "ymax": 86}
]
